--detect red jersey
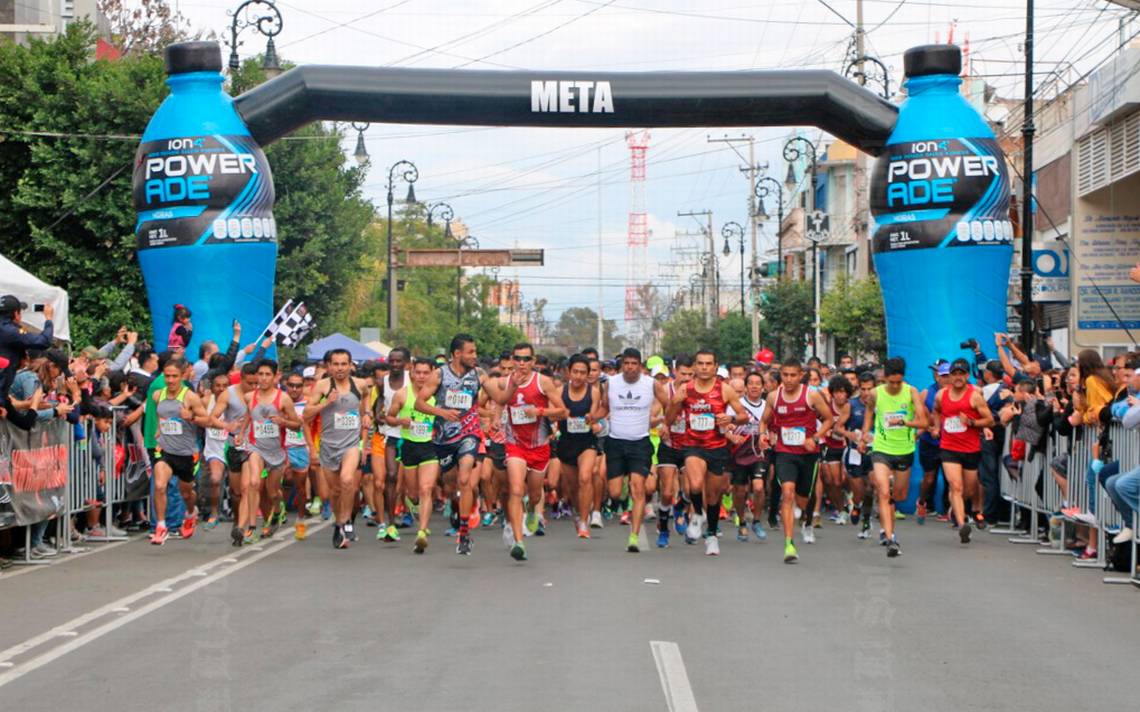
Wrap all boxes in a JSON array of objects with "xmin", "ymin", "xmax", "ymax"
[
  {"xmin": 823, "ymin": 397, "xmax": 845, "ymax": 448},
  {"xmin": 771, "ymin": 385, "xmax": 817, "ymax": 455},
  {"xmin": 939, "ymin": 384, "xmax": 981, "ymax": 453},
  {"xmin": 682, "ymin": 380, "xmax": 728, "ymax": 449},
  {"xmin": 664, "ymin": 382, "xmax": 688, "ymax": 449},
  {"xmin": 503, "ymin": 372, "xmax": 551, "ymax": 449}
]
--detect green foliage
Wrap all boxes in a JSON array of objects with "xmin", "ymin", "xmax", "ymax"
[
  {"xmin": 716, "ymin": 311, "xmax": 753, "ymax": 363},
  {"xmin": 758, "ymin": 279, "xmax": 813, "ymax": 360},
  {"xmin": 820, "ymin": 274, "xmax": 886, "ymax": 361},
  {"xmin": 659, "ymin": 309, "xmax": 752, "ymax": 363},
  {"xmin": 550, "ymin": 307, "xmax": 621, "ymax": 357}
]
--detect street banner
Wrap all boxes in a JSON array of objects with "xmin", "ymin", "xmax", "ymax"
[{"xmin": 0, "ymin": 419, "xmax": 70, "ymax": 527}]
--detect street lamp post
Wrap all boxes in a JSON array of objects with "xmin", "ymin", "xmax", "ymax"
[
  {"xmin": 385, "ymin": 160, "xmax": 419, "ymax": 335},
  {"xmin": 783, "ymin": 136, "xmax": 819, "ymax": 358},
  {"xmin": 227, "ymin": 0, "xmax": 283, "ymax": 80},
  {"xmin": 427, "ymin": 202, "xmax": 459, "ymax": 324},
  {"xmin": 755, "ymin": 177, "xmax": 785, "ymax": 276},
  {"xmin": 351, "ymin": 122, "xmax": 370, "ymax": 165},
  {"xmin": 721, "ymin": 221, "xmax": 745, "ymax": 316}
]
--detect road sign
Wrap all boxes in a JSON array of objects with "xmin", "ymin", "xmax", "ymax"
[{"xmin": 805, "ymin": 210, "xmax": 830, "ymax": 242}]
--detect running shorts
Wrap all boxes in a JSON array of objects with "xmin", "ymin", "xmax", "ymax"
[
  {"xmin": 401, "ymin": 440, "xmax": 438, "ymax": 469},
  {"xmin": 918, "ymin": 439, "xmax": 942, "ymax": 473},
  {"xmin": 506, "ymin": 442, "xmax": 552, "ymax": 472},
  {"xmin": 870, "ymin": 451, "xmax": 913, "ymax": 472},
  {"xmin": 436, "ymin": 435, "xmax": 480, "ymax": 473},
  {"xmin": 821, "ymin": 445, "xmax": 844, "ymax": 463},
  {"xmin": 288, "ymin": 446, "xmax": 309, "ymax": 471},
  {"xmin": 156, "ymin": 451, "xmax": 197, "ymax": 484},
  {"xmin": 603, "ymin": 436, "xmax": 652, "ymax": 479},
  {"xmin": 684, "ymin": 446, "xmax": 731, "ymax": 476},
  {"xmin": 370, "ymin": 432, "xmax": 386, "ymax": 457},
  {"xmin": 844, "ymin": 447, "xmax": 869, "ymax": 478},
  {"xmin": 730, "ymin": 461, "xmax": 764, "ymax": 486},
  {"xmin": 224, "ymin": 444, "xmax": 250, "ymax": 473},
  {"xmin": 774, "ymin": 451, "xmax": 819, "ymax": 499},
  {"xmin": 656, "ymin": 442, "xmax": 684, "ymax": 469},
  {"xmin": 556, "ymin": 436, "xmax": 596, "ymax": 466},
  {"xmin": 486, "ymin": 441, "xmax": 507, "ymax": 471},
  {"xmin": 319, "ymin": 443, "xmax": 359, "ymax": 472},
  {"xmin": 940, "ymin": 448, "xmax": 981, "ymax": 470},
  {"xmin": 203, "ymin": 437, "xmax": 225, "ymax": 465}
]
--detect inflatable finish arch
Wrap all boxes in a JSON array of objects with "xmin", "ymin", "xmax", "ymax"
[{"xmin": 134, "ymin": 41, "xmax": 1012, "ymax": 390}]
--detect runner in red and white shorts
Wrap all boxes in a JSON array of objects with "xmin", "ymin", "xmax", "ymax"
[{"xmin": 496, "ymin": 342, "xmax": 568, "ymax": 562}]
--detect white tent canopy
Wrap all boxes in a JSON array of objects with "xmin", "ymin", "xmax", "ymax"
[{"xmin": 0, "ymin": 253, "xmax": 70, "ymax": 342}]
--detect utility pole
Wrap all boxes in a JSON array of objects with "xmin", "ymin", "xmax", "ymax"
[
  {"xmin": 854, "ymin": 0, "xmax": 871, "ymax": 278},
  {"xmin": 678, "ymin": 209, "xmax": 714, "ymax": 328},
  {"xmin": 708, "ymin": 134, "xmax": 764, "ymax": 352},
  {"xmin": 1020, "ymin": 0, "xmax": 1035, "ymax": 353},
  {"xmin": 597, "ymin": 146, "xmax": 604, "ymax": 357}
]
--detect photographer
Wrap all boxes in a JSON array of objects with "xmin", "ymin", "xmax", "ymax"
[
  {"xmin": 0, "ymin": 295, "xmax": 55, "ymax": 430},
  {"xmin": 958, "ymin": 337, "xmax": 990, "ymax": 382}
]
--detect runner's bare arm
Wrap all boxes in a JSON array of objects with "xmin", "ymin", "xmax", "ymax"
[
  {"xmin": 809, "ymin": 389, "xmax": 835, "ymax": 440},
  {"xmin": 208, "ymin": 387, "xmax": 229, "ymax": 429},
  {"xmin": 596, "ymin": 381, "xmax": 610, "ymax": 419},
  {"xmin": 721, "ymin": 384, "xmax": 749, "ymax": 426},
  {"xmin": 386, "ymin": 388, "xmax": 408, "ymax": 427},
  {"xmin": 587, "ymin": 385, "xmax": 603, "ymax": 423},
  {"xmin": 301, "ymin": 381, "xmax": 334, "ymax": 421},
  {"xmin": 859, "ymin": 390, "xmax": 876, "ymax": 450},
  {"xmin": 908, "ymin": 386, "xmax": 928, "ymax": 430},
  {"xmin": 663, "ymin": 381, "xmax": 686, "ymax": 425},
  {"xmin": 279, "ymin": 393, "xmax": 302, "ymax": 430},
  {"xmin": 416, "ymin": 372, "xmax": 460, "ymax": 421},
  {"xmin": 833, "ymin": 401, "xmax": 852, "ymax": 440},
  {"xmin": 930, "ymin": 388, "xmax": 944, "ymax": 438},
  {"xmin": 481, "ymin": 371, "xmax": 512, "ymax": 406},
  {"xmin": 184, "ymin": 392, "xmax": 210, "ymax": 427},
  {"xmin": 540, "ymin": 375, "xmax": 569, "ymax": 420}
]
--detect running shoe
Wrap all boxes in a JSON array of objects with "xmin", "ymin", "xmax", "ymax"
[
  {"xmin": 385, "ymin": 524, "xmax": 400, "ymax": 542},
  {"xmin": 445, "ymin": 527, "xmax": 458, "ymax": 537},
  {"xmin": 620, "ymin": 510, "xmax": 631, "ymax": 526},
  {"xmin": 857, "ymin": 528, "xmax": 870, "ymax": 540},
  {"xmin": 801, "ymin": 523, "xmax": 816, "ymax": 544},
  {"xmin": 333, "ymin": 525, "xmax": 347, "ymax": 549},
  {"xmin": 656, "ymin": 530, "xmax": 669, "ymax": 548},
  {"xmin": 456, "ymin": 535, "xmax": 472, "ymax": 556},
  {"xmin": 362, "ymin": 505, "xmax": 375, "ymax": 523},
  {"xmin": 535, "ymin": 519, "xmax": 546, "ymax": 537},
  {"xmin": 243, "ymin": 528, "xmax": 258, "ymax": 545},
  {"xmin": 879, "ymin": 529, "xmax": 887, "ymax": 546},
  {"xmin": 414, "ymin": 529, "xmax": 429, "ymax": 554},
  {"xmin": 525, "ymin": 511, "xmax": 540, "ymax": 535},
  {"xmin": 205, "ymin": 514, "xmax": 219, "ymax": 531},
  {"xmin": 502, "ymin": 522, "xmax": 515, "ymax": 549},
  {"xmin": 510, "ymin": 542, "xmax": 527, "ymax": 561},
  {"xmin": 307, "ymin": 497, "xmax": 322, "ymax": 516},
  {"xmin": 674, "ymin": 512, "xmax": 687, "ymax": 536},
  {"xmin": 751, "ymin": 522, "xmax": 767, "ymax": 541},
  {"xmin": 578, "ymin": 522, "xmax": 591, "ymax": 539},
  {"xmin": 344, "ymin": 522, "xmax": 358, "ymax": 542},
  {"xmin": 150, "ymin": 524, "xmax": 169, "ymax": 546},
  {"xmin": 935, "ymin": 512, "xmax": 950, "ymax": 523},
  {"xmin": 628, "ymin": 532, "xmax": 640, "ymax": 553},
  {"xmin": 320, "ymin": 501, "xmax": 332, "ymax": 521},
  {"xmin": 783, "ymin": 540, "xmax": 798, "ymax": 563},
  {"xmin": 916, "ymin": 502, "xmax": 927, "ymax": 526},
  {"xmin": 231, "ymin": 525, "xmax": 243, "ymax": 547},
  {"xmin": 737, "ymin": 525, "xmax": 748, "ymax": 542},
  {"xmin": 850, "ymin": 507, "xmax": 861, "ymax": 526},
  {"xmin": 590, "ymin": 511, "xmax": 604, "ymax": 529},
  {"xmin": 959, "ymin": 521, "xmax": 972, "ymax": 544},
  {"xmin": 180, "ymin": 513, "xmax": 197, "ymax": 540},
  {"xmin": 894, "ymin": 511, "xmax": 906, "ymax": 520},
  {"xmin": 1077, "ymin": 547, "xmax": 1097, "ymax": 560},
  {"xmin": 295, "ymin": 521, "xmax": 307, "ymax": 540},
  {"xmin": 684, "ymin": 517, "xmax": 701, "ymax": 545},
  {"xmin": 887, "ymin": 537, "xmax": 901, "ymax": 558},
  {"xmin": 836, "ymin": 511, "xmax": 849, "ymax": 526},
  {"xmin": 974, "ymin": 513, "xmax": 988, "ymax": 530},
  {"xmin": 481, "ymin": 512, "xmax": 495, "ymax": 528},
  {"xmin": 704, "ymin": 535, "xmax": 720, "ymax": 556},
  {"xmin": 400, "ymin": 512, "xmax": 415, "ymax": 528}
]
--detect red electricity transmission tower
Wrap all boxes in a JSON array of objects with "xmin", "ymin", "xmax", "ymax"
[{"xmin": 625, "ymin": 130, "xmax": 650, "ymax": 328}]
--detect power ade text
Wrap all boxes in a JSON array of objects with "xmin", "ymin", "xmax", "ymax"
[
  {"xmin": 143, "ymin": 151, "xmax": 258, "ymax": 204},
  {"xmin": 885, "ymin": 154, "xmax": 999, "ymax": 208}
]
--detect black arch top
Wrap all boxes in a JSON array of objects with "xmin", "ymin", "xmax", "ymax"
[{"xmin": 232, "ymin": 65, "xmax": 899, "ymax": 154}]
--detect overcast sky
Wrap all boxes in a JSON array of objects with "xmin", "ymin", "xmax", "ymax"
[{"xmin": 174, "ymin": 0, "xmax": 1135, "ymax": 333}]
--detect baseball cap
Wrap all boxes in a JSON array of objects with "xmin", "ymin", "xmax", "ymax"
[
  {"xmin": 950, "ymin": 358, "xmax": 971, "ymax": 373},
  {"xmin": 302, "ymin": 365, "xmax": 317, "ymax": 378},
  {"xmin": 936, "ymin": 362, "xmax": 951, "ymax": 376},
  {"xmin": 984, "ymin": 360, "xmax": 1004, "ymax": 377},
  {"xmin": 716, "ymin": 366, "xmax": 729, "ymax": 379},
  {"xmin": 0, "ymin": 295, "xmax": 28, "ymax": 314},
  {"xmin": 754, "ymin": 348, "xmax": 774, "ymax": 365},
  {"xmin": 929, "ymin": 358, "xmax": 949, "ymax": 371},
  {"xmin": 81, "ymin": 345, "xmax": 102, "ymax": 359},
  {"xmin": 650, "ymin": 364, "xmax": 669, "ymax": 378}
]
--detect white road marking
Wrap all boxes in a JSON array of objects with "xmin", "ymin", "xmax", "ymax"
[
  {"xmin": 0, "ymin": 521, "xmax": 328, "ymax": 688},
  {"xmin": 650, "ymin": 640, "xmax": 699, "ymax": 712},
  {"xmin": 0, "ymin": 537, "xmax": 136, "ymax": 580}
]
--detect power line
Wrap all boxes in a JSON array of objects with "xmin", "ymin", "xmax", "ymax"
[{"xmin": 453, "ymin": 0, "xmax": 617, "ymax": 68}]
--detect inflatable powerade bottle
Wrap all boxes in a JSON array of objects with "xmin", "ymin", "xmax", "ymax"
[
  {"xmin": 870, "ymin": 45, "xmax": 1013, "ymax": 385},
  {"xmin": 132, "ymin": 41, "xmax": 276, "ymax": 353}
]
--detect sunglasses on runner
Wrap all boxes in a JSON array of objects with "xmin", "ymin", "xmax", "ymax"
[{"xmin": 513, "ymin": 354, "xmax": 534, "ymax": 362}]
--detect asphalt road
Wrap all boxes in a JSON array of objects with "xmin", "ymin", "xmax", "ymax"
[{"xmin": 1, "ymin": 512, "xmax": 1137, "ymax": 711}]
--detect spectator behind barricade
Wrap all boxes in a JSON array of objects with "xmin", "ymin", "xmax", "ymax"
[
  {"xmin": 977, "ymin": 360, "xmax": 1012, "ymax": 524},
  {"xmin": 191, "ymin": 319, "xmax": 243, "ymax": 389},
  {"xmin": 84, "ymin": 326, "xmax": 138, "ymax": 376},
  {"xmin": 994, "ymin": 333, "xmax": 1043, "ymax": 380},
  {"xmin": 999, "ymin": 378, "xmax": 1051, "ymax": 478},
  {"xmin": 1068, "ymin": 350, "xmax": 1121, "ymax": 559},
  {"xmin": 0, "ymin": 295, "xmax": 55, "ymax": 428},
  {"xmin": 1075, "ymin": 349, "xmax": 1115, "ymax": 426},
  {"xmin": 1105, "ymin": 367, "xmax": 1140, "ymax": 544},
  {"xmin": 959, "ymin": 337, "xmax": 990, "ymax": 381},
  {"xmin": 130, "ymin": 345, "xmax": 160, "ymax": 389},
  {"xmin": 167, "ymin": 304, "xmax": 193, "ymax": 354},
  {"xmin": 1050, "ymin": 366, "xmax": 1081, "ymax": 512}
]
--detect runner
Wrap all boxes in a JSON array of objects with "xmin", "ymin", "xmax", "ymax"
[
  {"xmin": 728, "ymin": 371, "xmax": 768, "ymax": 542},
  {"xmin": 759, "ymin": 358, "xmax": 834, "ymax": 563},
  {"xmin": 917, "ymin": 361, "xmax": 951, "ymax": 525},
  {"xmin": 209, "ymin": 362, "xmax": 259, "ymax": 547},
  {"xmin": 150, "ymin": 357, "xmax": 209, "ymax": 545},
  {"xmin": 847, "ymin": 371, "xmax": 875, "ymax": 539},
  {"xmin": 598, "ymin": 347, "xmax": 671, "ymax": 553},
  {"xmin": 858, "ymin": 357, "xmax": 928, "ymax": 558},
  {"xmin": 200, "ymin": 371, "xmax": 231, "ymax": 528},
  {"xmin": 303, "ymin": 349, "xmax": 372, "ymax": 550},
  {"xmin": 667, "ymin": 349, "xmax": 751, "ymax": 556},
  {"xmin": 283, "ymin": 370, "xmax": 314, "ymax": 540},
  {"xmin": 386, "ymin": 358, "xmax": 437, "ymax": 547},
  {"xmin": 586, "ymin": 356, "xmax": 608, "ymax": 528},
  {"xmin": 553, "ymin": 353, "xmax": 602, "ymax": 539},
  {"xmin": 654, "ymin": 356, "xmax": 692, "ymax": 548},
  {"xmin": 377, "ymin": 347, "xmax": 410, "ymax": 542},
  {"xmin": 414, "ymin": 334, "xmax": 501, "ymax": 556},
  {"xmin": 495, "ymin": 342, "xmax": 568, "ymax": 561},
  {"xmin": 932, "ymin": 357, "xmax": 995, "ymax": 544},
  {"xmin": 244, "ymin": 359, "xmax": 301, "ymax": 542},
  {"xmin": 822, "ymin": 375, "xmax": 853, "ymax": 525}
]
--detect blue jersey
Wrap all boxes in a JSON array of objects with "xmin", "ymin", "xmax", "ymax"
[
  {"xmin": 847, "ymin": 394, "xmax": 866, "ymax": 442},
  {"xmin": 918, "ymin": 382, "xmax": 940, "ymax": 446}
]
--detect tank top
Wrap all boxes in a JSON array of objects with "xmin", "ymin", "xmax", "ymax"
[
  {"xmin": 663, "ymin": 382, "xmax": 687, "ymax": 449},
  {"xmin": 503, "ymin": 372, "xmax": 551, "ymax": 448},
  {"xmin": 433, "ymin": 364, "xmax": 483, "ymax": 444},
  {"xmin": 824, "ymin": 397, "xmax": 846, "ymax": 448},
  {"xmin": 380, "ymin": 373, "xmax": 406, "ymax": 438},
  {"xmin": 204, "ymin": 393, "xmax": 228, "ymax": 444},
  {"xmin": 320, "ymin": 379, "xmax": 362, "ymax": 453},
  {"xmin": 871, "ymin": 384, "xmax": 916, "ymax": 456},
  {"xmin": 771, "ymin": 385, "xmax": 817, "ymax": 455},
  {"xmin": 682, "ymin": 380, "xmax": 728, "ymax": 449},
  {"xmin": 248, "ymin": 389, "xmax": 286, "ymax": 459},
  {"xmin": 156, "ymin": 386, "xmax": 197, "ymax": 456},
  {"xmin": 399, "ymin": 392, "xmax": 435, "ymax": 443},
  {"xmin": 285, "ymin": 399, "xmax": 307, "ymax": 449},
  {"xmin": 561, "ymin": 382, "xmax": 595, "ymax": 444},
  {"xmin": 918, "ymin": 383, "xmax": 941, "ymax": 446},
  {"xmin": 731, "ymin": 396, "xmax": 766, "ymax": 463},
  {"xmin": 847, "ymin": 394, "xmax": 866, "ymax": 443},
  {"xmin": 939, "ymin": 384, "xmax": 981, "ymax": 453},
  {"xmin": 607, "ymin": 373, "xmax": 655, "ymax": 441}
]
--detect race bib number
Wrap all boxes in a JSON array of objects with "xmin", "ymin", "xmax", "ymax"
[
  {"xmin": 510, "ymin": 406, "xmax": 536, "ymax": 425},
  {"xmin": 334, "ymin": 411, "xmax": 360, "ymax": 430},
  {"xmin": 884, "ymin": 411, "xmax": 907, "ymax": 430},
  {"xmin": 206, "ymin": 427, "xmax": 227, "ymax": 441},
  {"xmin": 285, "ymin": 428, "xmax": 305, "ymax": 447},
  {"xmin": 444, "ymin": 389, "xmax": 473, "ymax": 411},
  {"xmin": 566, "ymin": 417, "xmax": 590, "ymax": 434},
  {"xmin": 410, "ymin": 420, "xmax": 433, "ymax": 439},
  {"xmin": 689, "ymin": 413, "xmax": 716, "ymax": 432},
  {"xmin": 846, "ymin": 447, "xmax": 862, "ymax": 466},
  {"xmin": 943, "ymin": 416, "xmax": 967, "ymax": 434},
  {"xmin": 159, "ymin": 418, "xmax": 183, "ymax": 436},
  {"xmin": 670, "ymin": 418, "xmax": 686, "ymax": 434},
  {"xmin": 780, "ymin": 426, "xmax": 806, "ymax": 446},
  {"xmin": 254, "ymin": 420, "xmax": 279, "ymax": 439}
]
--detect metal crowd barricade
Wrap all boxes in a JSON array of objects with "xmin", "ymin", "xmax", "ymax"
[
  {"xmin": 60, "ymin": 409, "xmax": 129, "ymax": 548},
  {"xmin": 1036, "ymin": 431, "xmax": 1071, "ymax": 557}
]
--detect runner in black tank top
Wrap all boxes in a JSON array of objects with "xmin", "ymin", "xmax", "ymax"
[{"xmin": 550, "ymin": 355, "xmax": 601, "ymax": 538}]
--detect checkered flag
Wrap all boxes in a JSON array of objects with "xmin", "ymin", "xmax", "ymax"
[{"xmin": 277, "ymin": 303, "xmax": 315, "ymax": 348}]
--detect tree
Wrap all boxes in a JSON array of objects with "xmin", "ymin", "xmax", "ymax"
[
  {"xmin": 716, "ymin": 311, "xmax": 753, "ymax": 363},
  {"xmin": 820, "ymin": 274, "xmax": 886, "ymax": 362},
  {"xmin": 552, "ymin": 307, "xmax": 621, "ymax": 356},
  {"xmin": 660, "ymin": 309, "xmax": 717, "ymax": 357},
  {"xmin": 757, "ymin": 279, "xmax": 813, "ymax": 360},
  {"xmin": 98, "ymin": 0, "xmax": 197, "ymax": 55}
]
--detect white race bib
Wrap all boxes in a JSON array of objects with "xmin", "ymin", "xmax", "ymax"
[
  {"xmin": 780, "ymin": 426, "xmax": 806, "ymax": 446},
  {"xmin": 566, "ymin": 417, "xmax": 590, "ymax": 434},
  {"xmin": 884, "ymin": 411, "xmax": 907, "ymax": 430},
  {"xmin": 943, "ymin": 416, "xmax": 967, "ymax": 434},
  {"xmin": 846, "ymin": 447, "xmax": 862, "ymax": 466},
  {"xmin": 670, "ymin": 418, "xmax": 686, "ymax": 434},
  {"xmin": 159, "ymin": 418, "xmax": 183, "ymax": 436},
  {"xmin": 206, "ymin": 427, "xmax": 227, "ymax": 441},
  {"xmin": 410, "ymin": 420, "xmax": 432, "ymax": 439},
  {"xmin": 444, "ymin": 389, "xmax": 473, "ymax": 411},
  {"xmin": 254, "ymin": 420, "xmax": 280, "ymax": 439},
  {"xmin": 510, "ymin": 405, "xmax": 536, "ymax": 425},
  {"xmin": 689, "ymin": 413, "xmax": 716, "ymax": 432},
  {"xmin": 285, "ymin": 428, "xmax": 305, "ymax": 447},
  {"xmin": 334, "ymin": 411, "xmax": 360, "ymax": 430}
]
